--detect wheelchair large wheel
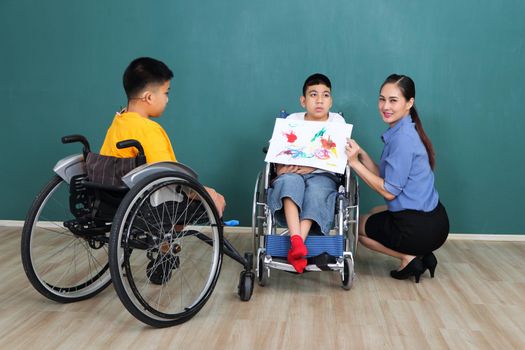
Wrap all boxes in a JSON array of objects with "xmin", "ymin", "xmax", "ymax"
[
  {"xmin": 109, "ymin": 171, "xmax": 223, "ymax": 328},
  {"xmin": 21, "ymin": 175, "xmax": 112, "ymax": 302},
  {"xmin": 257, "ymin": 252, "xmax": 269, "ymax": 287},
  {"xmin": 251, "ymin": 171, "xmax": 265, "ymax": 256},
  {"xmin": 348, "ymin": 172, "xmax": 360, "ymax": 255}
]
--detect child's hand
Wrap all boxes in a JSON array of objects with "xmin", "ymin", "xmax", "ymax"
[
  {"xmin": 275, "ymin": 164, "xmax": 294, "ymax": 176},
  {"xmin": 346, "ymin": 139, "xmax": 361, "ymax": 166},
  {"xmin": 295, "ymin": 166, "xmax": 315, "ymax": 174},
  {"xmin": 276, "ymin": 164, "xmax": 315, "ymax": 176}
]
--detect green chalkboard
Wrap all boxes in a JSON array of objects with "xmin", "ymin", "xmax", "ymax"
[{"xmin": 1, "ymin": 0, "xmax": 524, "ymax": 234}]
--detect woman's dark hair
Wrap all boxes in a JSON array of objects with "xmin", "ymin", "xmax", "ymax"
[
  {"xmin": 302, "ymin": 73, "xmax": 331, "ymax": 96},
  {"xmin": 381, "ymin": 74, "xmax": 435, "ymax": 169}
]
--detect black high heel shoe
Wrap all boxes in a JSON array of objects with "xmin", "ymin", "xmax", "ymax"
[
  {"xmin": 390, "ymin": 258, "xmax": 425, "ymax": 283},
  {"xmin": 421, "ymin": 252, "xmax": 437, "ymax": 278}
]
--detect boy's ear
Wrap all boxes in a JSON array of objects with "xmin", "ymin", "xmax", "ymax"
[
  {"xmin": 143, "ymin": 91, "xmax": 153, "ymax": 104},
  {"xmin": 300, "ymin": 96, "xmax": 306, "ymax": 108}
]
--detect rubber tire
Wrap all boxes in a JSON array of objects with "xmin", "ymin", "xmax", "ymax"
[
  {"xmin": 21, "ymin": 175, "xmax": 112, "ymax": 303},
  {"xmin": 257, "ymin": 253, "xmax": 269, "ymax": 287},
  {"xmin": 109, "ymin": 171, "xmax": 223, "ymax": 328},
  {"xmin": 238, "ymin": 270, "xmax": 255, "ymax": 301},
  {"xmin": 342, "ymin": 257, "xmax": 355, "ymax": 290}
]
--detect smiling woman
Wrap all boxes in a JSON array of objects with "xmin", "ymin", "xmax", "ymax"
[{"xmin": 345, "ymin": 74, "xmax": 449, "ymax": 284}]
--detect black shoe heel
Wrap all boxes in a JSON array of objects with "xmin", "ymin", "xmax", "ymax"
[
  {"xmin": 390, "ymin": 258, "xmax": 425, "ymax": 283},
  {"xmin": 422, "ymin": 253, "xmax": 437, "ymax": 278}
]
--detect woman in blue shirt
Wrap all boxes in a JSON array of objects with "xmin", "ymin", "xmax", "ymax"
[{"xmin": 346, "ymin": 74, "xmax": 449, "ymax": 283}]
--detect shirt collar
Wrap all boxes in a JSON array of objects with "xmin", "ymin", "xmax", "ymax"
[{"xmin": 381, "ymin": 115, "xmax": 412, "ymax": 143}]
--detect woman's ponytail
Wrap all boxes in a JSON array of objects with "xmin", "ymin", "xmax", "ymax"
[{"xmin": 410, "ymin": 106, "xmax": 435, "ymax": 169}]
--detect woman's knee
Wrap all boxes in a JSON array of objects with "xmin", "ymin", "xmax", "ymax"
[
  {"xmin": 359, "ymin": 206, "xmax": 388, "ymax": 236},
  {"xmin": 359, "ymin": 214, "xmax": 371, "ymax": 237},
  {"xmin": 369, "ymin": 205, "xmax": 387, "ymax": 215}
]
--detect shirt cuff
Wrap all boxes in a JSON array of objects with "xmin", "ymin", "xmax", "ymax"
[{"xmin": 384, "ymin": 180, "xmax": 402, "ymax": 196}]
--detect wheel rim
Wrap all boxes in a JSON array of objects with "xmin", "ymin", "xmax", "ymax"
[
  {"xmin": 114, "ymin": 176, "xmax": 222, "ymax": 321},
  {"xmin": 25, "ymin": 178, "xmax": 111, "ymax": 299},
  {"xmin": 251, "ymin": 172, "xmax": 263, "ymax": 256}
]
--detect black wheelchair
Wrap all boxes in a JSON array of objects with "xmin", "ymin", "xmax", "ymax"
[{"xmin": 20, "ymin": 135, "xmax": 254, "ymax": 328}]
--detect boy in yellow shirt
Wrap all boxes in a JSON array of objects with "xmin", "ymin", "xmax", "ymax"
[{"xmin": 100, "ymin": 57, "xmax": 226, "ymax": 216}]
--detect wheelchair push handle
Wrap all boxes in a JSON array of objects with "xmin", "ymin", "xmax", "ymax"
[
  {"xmin": 62, "ymin": 134, "xmax": 91, "ymax": 153},
  {"xmin": 117, "ymin": 139, "xmax": 147, "ymax": 164},
  {"xmin": 117, "ymin": 139, "xmax": 144, "ymax": 154}
]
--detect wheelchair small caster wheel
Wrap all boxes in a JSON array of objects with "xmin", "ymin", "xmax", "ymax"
[
  {"xmin": 341, "ymin": 257, "xmax": 355, "ymax": 290},
  {"xmin": 238, "ymin": 270, "xmax": 254, "ymax": 301}
]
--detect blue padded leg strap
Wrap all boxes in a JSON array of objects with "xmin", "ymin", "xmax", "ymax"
[{"xmin": 265, "ymin": 235, "xmax": 344, "ymax": 258}]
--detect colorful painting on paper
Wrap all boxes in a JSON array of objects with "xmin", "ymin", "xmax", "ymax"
[{"xmin": 265, "ymin": 118, "xmax": 353, "ymax": 174}]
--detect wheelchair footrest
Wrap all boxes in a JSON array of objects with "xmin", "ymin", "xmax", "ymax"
[{"xmin": 265, "ymin": 235, "xmax": 343, "ymax": 258}]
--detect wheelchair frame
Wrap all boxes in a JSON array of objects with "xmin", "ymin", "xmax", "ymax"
[
  {"xmin": 252, "ymin": 161, "xmax": 359, "ymax": 289},
  {"xmin": 21, "ymin": 135, "xmax": 254, "ymax": 328}
]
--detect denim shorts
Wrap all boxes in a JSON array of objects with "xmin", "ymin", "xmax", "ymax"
[{"xmin": 268, "ymin": 173, "xmax": 338, "ymax": 235}]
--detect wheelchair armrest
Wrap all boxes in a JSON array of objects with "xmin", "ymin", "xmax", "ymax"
[{"xmin": 82, "ymin": 180, "xmax": 129, "ymax": 193}]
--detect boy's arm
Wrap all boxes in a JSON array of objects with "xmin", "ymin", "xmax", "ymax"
[{"xmin": 204, "ymin": 186, "xmax": 226, "ymax": 217}]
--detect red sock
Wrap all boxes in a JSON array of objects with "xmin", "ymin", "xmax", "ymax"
[
  {"xmin": 288, "ymin": 256, "xmax": 307, "ymax": 273},
  {"xmin": 288, "ymin": 235, "xmax": 308, "ymax": 260}
]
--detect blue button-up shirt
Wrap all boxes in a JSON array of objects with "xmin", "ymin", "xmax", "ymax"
[{"xmin": 380, "ymin": 115, "xmax": 439, "ymax": 212}]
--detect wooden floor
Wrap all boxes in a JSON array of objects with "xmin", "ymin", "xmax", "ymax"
[{"xmin": 1, "ymin": 226, "xmax": 525, "ymax": 350}]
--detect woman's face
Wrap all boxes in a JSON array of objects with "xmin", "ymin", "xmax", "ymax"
[{"xmin": 378, "ymin": 83, "xmax": 414, "ymax": 127}]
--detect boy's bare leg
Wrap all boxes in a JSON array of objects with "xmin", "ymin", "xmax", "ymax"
[
  {"xmin": 299, "ymin": 220, "xmax": 312, "ymax": 241},
  {"xmin": 283, "ymin": 198, "xmax": 301, "ymax": 236},
  {"xmin": 283, "ymin": 198, "xmax": 308, "ymax": 272}
]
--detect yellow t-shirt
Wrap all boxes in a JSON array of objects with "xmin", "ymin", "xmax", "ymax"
[{"xmin": 100, "ymin": 111, "xmax": 177, "ymax": 163}]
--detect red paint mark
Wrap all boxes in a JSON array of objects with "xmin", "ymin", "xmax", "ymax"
[
  {"xmin": 283, "ymin": 130, "xmax": 297, "ymax": 143},
  {"xmin": 320, "ymin": 136, "xmax": 336, "ymax": 150}
]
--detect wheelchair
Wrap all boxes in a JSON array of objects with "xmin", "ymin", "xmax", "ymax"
[
  {"xmin": 252, "ymin": 114, "xmax": 359, "ymax": 290},
  {"xmin": 20, "ymin": 135, "xmax": 254, "ymax": 328}
]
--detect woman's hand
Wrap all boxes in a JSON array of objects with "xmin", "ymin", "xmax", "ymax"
[
  {"xmin": 275, "ymin": 164, "xmax": 315, "ymax": 176},
  {"xmin": 345, "ymin": 139, "xmax": 361, "ymax": 166}
]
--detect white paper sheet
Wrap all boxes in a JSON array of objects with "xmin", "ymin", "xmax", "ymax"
[{"xmin": 265, "ymin": 119, "xmax": 353, "ymax": 174}]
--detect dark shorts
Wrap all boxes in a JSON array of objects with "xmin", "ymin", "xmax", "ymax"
[{"xmin": 365, "ymin": 202, "xmax": 449, "ymax": 256}]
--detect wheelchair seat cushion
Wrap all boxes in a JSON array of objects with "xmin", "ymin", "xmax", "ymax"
[{"xmin": 85, "ymin": 152, "xmax": 137, "ymax": 187}]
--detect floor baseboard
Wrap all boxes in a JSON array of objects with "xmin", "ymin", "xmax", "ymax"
[{"xmin": 2, "ymin": 220, "xmax": 523, "ymax": 241}]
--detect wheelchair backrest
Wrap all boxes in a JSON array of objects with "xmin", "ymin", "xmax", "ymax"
[{"xmin": 85, "ymin": 153, "xmax": 138, "ymax": 187}]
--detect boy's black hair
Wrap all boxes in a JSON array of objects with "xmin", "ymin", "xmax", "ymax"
[
  {"xmin": 123, "ymin": 57, "xmax": 174, "ymax": 99},
  {"xmin": 302, "ymin": 73, "xmax": 331, "ymax": 96}
]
